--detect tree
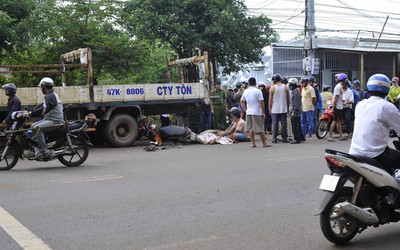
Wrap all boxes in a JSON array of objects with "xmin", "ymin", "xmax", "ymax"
[
  {"xmin": 0, "ymin": 0, "xmax": 175, "ymax": 86},
  {"xmin": 122, "ymin": 0, "xmax": 278, "ymax": 76}
]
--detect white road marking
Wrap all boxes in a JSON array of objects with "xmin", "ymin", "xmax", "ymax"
[
  {"xmin": 0, "ymin": 206, "xmax": 52, "ymax": 250},
  {"xmin": 51, "ymin": 175, "xmax": 123, "ymax": 184},
  {"xmin": 139, "ymin": 236, "xmax": 221, "ymax": 250}
]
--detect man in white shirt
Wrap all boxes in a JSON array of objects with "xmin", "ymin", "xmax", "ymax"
[
  {"xmin": 327, "ymin": 73, "xmax": 347, "ymax": 142},
  {"xmin": 241, "ymin": 77, "xmax": 271, "ymax": 147},
  {"xmin": 349, "ymin": 74, "xmax": 400, "ymax": 177}
]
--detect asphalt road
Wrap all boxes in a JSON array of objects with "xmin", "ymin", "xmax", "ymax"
[{"xmin": 1, "ymin": 136, "xmax": 400, "ymax": 250}]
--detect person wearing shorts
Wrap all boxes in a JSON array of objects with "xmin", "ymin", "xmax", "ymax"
[
  {"xmin": 328, "ymin": 73, "xmax": 347, "ymax": 142},
  {"xmin": 240, "ymin": 77, "xmax": 271, "ymax": 147}
]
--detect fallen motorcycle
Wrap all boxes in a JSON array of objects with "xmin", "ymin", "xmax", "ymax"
[
  {"xmin": 0, "ymin": 110, "xmax": 94, "ymax": 170},
  {"xmin": 315, "ymin": 142, "xmax": 400, "ymax": 244}
]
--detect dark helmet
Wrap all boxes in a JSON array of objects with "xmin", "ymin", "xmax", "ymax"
[
  {"xmin": 273, "ymin": 73, "xmax": 282, "ymax": 82},
  {"xmin": 353, "ymin": 80, "xmax": 361, "ymax": 87},
  {"xmin": 2, "ymin": 83, "xmax": 17, "ymax": 94},
  {"xmin": 39, "ymin": 77, "xmax": 54, "ymax": 87},
  {"xmin": 235, "ymin": 82, "xmax": 242, "ymax": 89},
  {"xmin": 281, "ymin": 76, "xmax": 288, "ymax": 84},
  {"xmin": 323, "ymin": 85, "xmax": 331, "ymax": 91}
]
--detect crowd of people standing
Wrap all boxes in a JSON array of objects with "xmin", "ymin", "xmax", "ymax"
[{"xmin": 195, "ymin": 72, "xmax": 400, "ymax": 147}]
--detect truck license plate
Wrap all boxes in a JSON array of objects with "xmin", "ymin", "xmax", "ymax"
[{"xmin": 319, "ymin": 174, "xmax": 340, "ymax": 192}]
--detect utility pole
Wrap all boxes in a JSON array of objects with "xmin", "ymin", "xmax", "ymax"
[{"xmin": 303, "ymin": 0, "xmax": 319, "ymax": 76}]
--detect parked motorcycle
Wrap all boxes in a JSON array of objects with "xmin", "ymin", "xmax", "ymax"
[
  {"xmin": 0, "ymin": 110, "xmax": 94, "ymax": 170},
  {"xmin": 315, "ymin": 142, "xmax": 400, "ymax": 244},
  {"xmin": 315, "ymin": 100, "xmax": 347, "ymax": 139}
]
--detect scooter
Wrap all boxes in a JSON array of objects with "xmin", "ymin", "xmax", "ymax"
[
  {"xmin": 315, "ymin": 100, "xmax": 347, "ymax": 139},
  {"xmin": 315, "ymin": 141, "xmax": 400, "ymax": 245}
]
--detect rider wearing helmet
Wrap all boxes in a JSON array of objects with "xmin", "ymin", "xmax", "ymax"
[
  {"xmin": 349, "ymin": 74, "xmax": 400, "ymax": 179},
  {"xmin": 1, "ymin": 83, "xmax": 21, "ymax": 130},
  {"xmin": 23, "ymin": 77, "xmax": 64, "ymax": 160},
  {"xmin": 327, "ymin": 73, "xmax": 347, "ymax": 141}
]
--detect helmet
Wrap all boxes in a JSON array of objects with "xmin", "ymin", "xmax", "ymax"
[
  {"xmin": 288, "ymin": 78, "xmax": 298, "ymax": 85},
  {"xmin": 258, "ymin": 82, "xmax": 266, "ymax": 87},
  {"xmin": 288, "ymin": 78, "xmax": 298, "ymax": 90},
  {"xmin": 229, "ymin": 107, "xmax": 239, "ymax": 113},
  {"xmin": 367, "ymin": 74, "xmax": 390, "ymax": 94},
  {"xmin": 281, "ymin": 76, "xmax": 288, "ymax": 84},
  {"xmin": 323, "ymin": 85, "xmax": 331, "ymax": 91},
  {"xmin": 2, "ymin": 83, "xmax": 17, "ymax": 94},
  {"xmin": 353, "ymin": 80, "xmax": 361, "ymax": 87},
  {"xmin": 39, "ymin": 77, "xmax": 54, "ymax": 87},
  {"xmin": 337, "ymin": 73, "xmax": 348, "ymax": 82},
  {"xmin": 300, "ymin": 76, "xmax": 309, "ymax": 83},
  {"xmin": 309, "ymin": 76, "xmax": 315, "ymax": 82},
  {"xmin": 273, "ymin": 73, "xmax": 282, "ymax": 82},
  {"xmin": 235, "ymin": 82, "xmax": 242, "ymax": 89},
  {"xmin": 392, "ymin": 77, "xmax": 399, "ymax": 82}
]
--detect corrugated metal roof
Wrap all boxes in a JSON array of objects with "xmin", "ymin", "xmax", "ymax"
[{"xmin": 272, "ymin": 37, "xmax": 400, "ymax": 53}]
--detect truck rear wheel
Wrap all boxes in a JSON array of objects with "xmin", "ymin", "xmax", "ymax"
[{"xmin": 104, "ymin": 114, "xmax": 139, "ymax": 147}]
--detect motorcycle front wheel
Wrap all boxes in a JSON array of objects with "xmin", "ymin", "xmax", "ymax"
[
  {"xmin": 316, "ymin": 120, "xmax": 329, "ymax": 139},
  {"xmin": 0, "ymin": 142, "xmax": 19, "ymax": 170},
  {"xmin": 320, "ymin": 188, "xmax": 359, "ymax": 245},
  {"xmin": 58, "ymin": 136, "xmax": 89, "ymax": 167}
]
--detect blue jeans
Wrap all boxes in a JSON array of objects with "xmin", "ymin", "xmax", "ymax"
[
  {"xmin": 231, "ymin": 133, "xmax": 250, "ymax": 142},
  {"xmin": 301, "ymin": 111, "xmax": 314, "ymax": 136}
]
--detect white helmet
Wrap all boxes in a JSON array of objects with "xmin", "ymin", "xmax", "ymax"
[
  {"xmin": 39, "ymin": 77, "xmax": 54, "ymax": 87},
  {"xmin": 288, "ymin": 78, "xmax": 298, "ymax": 85}
]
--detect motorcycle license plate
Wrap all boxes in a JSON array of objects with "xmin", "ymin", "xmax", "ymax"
[{"xmin": 319, "ymin": 174, "xmax": 340, "ymax": 192}]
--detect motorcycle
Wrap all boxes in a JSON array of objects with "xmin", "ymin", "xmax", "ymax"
[
  {"xmin": 315, "ymin": 142, "xmax": 400, "ymax": 244},
  {"xmin": 0, "ymin": 110, "xmax": 94, "ymax": 170},
  {"xmin": 315, "ymin": 100, "xmax": 347, "ymax": 139}
]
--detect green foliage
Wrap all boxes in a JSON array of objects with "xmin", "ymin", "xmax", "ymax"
[
  {"xmin": 0, "ymin": 0, "xmax": 277, "ymax": 86},
  {"xmin": 122, "ymin": 0, "xmax": 278, "ymax": 74}
]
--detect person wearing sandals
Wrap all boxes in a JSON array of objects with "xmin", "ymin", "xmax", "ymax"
[
  {"xmin": 240, "ymin": 77, "xmax": 271, "ymax": 148},
  {"xmin": 327, "ymin": 73, "xmax": 347, "ymax": 142}
]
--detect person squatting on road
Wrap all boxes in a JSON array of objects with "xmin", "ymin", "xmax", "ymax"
[
  {"xmin": 269, "ymin": 73, "xmax": 290, "ymax": 143},
  {"xmin": 22, "ymin": 77, "xmax": 64, "ymax": 160},
  {"xmin": 1, "ymin": 83, "xmax": 21, "ymax": 130},
  {"xmin": 217, "ymin": 107, "xmax": 250, "ymax": 142},
  {"xmin": 240, "ymin": 77, "xmax": 271, "ymax": 148}
]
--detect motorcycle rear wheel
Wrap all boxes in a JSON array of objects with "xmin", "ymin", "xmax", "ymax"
[
  {"xmin": 320, "ymin": 188, "xmax": 359, "ymax": 245},
  {"xmin": 0, "ymin": 143, "xmax": 19, "ymax": 170},
  {"xmin": 316, "ymin": 120, "xmax": 329, "ymax": 139},
  {"xmin": 58, "ymin": 136, "xmax": 89, "ymax": 167}
]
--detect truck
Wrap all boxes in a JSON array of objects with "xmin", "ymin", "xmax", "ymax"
[{"xmin": 0, "ymin": 48, "xmax": 210, "ymax": 147}]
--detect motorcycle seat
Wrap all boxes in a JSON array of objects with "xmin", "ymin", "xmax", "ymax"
[
  {"xmin": 45, "ymin": 121, "xmax": 84, "ymax": 137},
  {"xmin": 352, "ymin": 154, "xmax": 385, "ymax": 169},
  {"xmin": 159, "ymin": 125, "xmax": 189, "ymax": 138}
]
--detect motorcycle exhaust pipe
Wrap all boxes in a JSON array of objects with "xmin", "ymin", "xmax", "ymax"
[{"xmin": 333, "ymin": 201, "xmax": 379, "ymax": 225}]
